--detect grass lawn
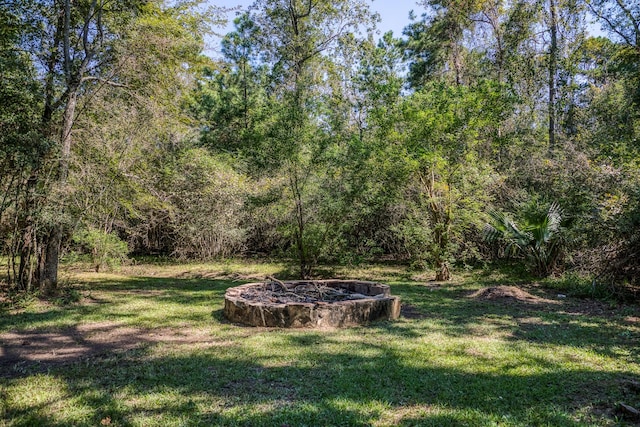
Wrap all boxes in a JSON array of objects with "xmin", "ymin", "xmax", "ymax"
[{"xmin": 1, "ymin": 260, "xmax": 639, "ymax": 426}]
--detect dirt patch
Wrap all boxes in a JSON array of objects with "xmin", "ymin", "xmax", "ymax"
[
  {"xmin": 0, "ymin": 322, "xmax": 222, "ymax": 378},
  {"xmin": 469, "ymin": 286, "xmax": 560, "ymax": 305},
  {"xmin": 400, "ymin": 304, "xmax": 428, "ymax": 319}
]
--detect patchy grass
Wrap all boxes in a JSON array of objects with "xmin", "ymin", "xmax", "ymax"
[{"xmin": 1, "ymin": 260, "xmax": 639, "ymax": 426}]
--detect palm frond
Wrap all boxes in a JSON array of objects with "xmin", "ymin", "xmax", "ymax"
[{"xmin": 484, "ymin": 202, "xmax": 566, "ymax": 276}]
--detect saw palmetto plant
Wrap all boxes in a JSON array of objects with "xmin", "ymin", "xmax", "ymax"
[{"xmin": 484, "ymin": 202, "xmax": 565, "ymax": 277}]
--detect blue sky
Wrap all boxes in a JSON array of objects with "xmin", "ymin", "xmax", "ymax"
[
  {"xmin": 206, "ymin": 0, "xmax": 422, "ymax": 55},
  {"xmin": 205, "ymin": 0, "xmax": 606, "ymax": 56}
]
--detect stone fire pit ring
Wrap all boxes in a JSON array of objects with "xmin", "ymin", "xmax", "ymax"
[{"xmin": 224, "ymin": 279, "xmax": 401, "ymax": 328}]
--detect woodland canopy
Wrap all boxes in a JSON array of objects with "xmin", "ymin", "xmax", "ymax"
[{"xmin": 1, "ymin": 0, "xmax": 639, "ymax": 296}]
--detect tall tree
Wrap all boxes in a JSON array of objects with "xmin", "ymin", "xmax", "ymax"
[
  {"xmin": 548, "ymin": 0, "xmax": 559, "ymax": 151},
  {"xmin": 586, "ymin": 0, "xmax": 640, "ymax": 54},
  {"xmin": 4, "ymin": 0, "xmax": 215, "ymax": 291},
  {"xmin": 587, "ymin": 0, "xmax": 640, "ymax": 103},
  {"xmin": 544, "ymin": 0, "xmax": 585, "ymax": 151},
  {"xmin": 246, "ymin": 0, "xmax": 377, "ymax": 277},
  {"xmin": 0, "ymin": 3, "xmax": 50, "ymax": 290},
  {"xmin": 403, "ymin": 0, "xmax": 480, "ymax": 88},
  {"xmin": 399, "ymin": 82, "xmax": 503, "ymax": 280},
  {"xmin": 193, "ymin": 13, "xmax": 271, "ymax": 154}
]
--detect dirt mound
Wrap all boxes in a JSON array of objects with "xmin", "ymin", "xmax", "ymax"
[{"xmin": 470, "ymin": 286, "xmax": 559, "ymax": 305}]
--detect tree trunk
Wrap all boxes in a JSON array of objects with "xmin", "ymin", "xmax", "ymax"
[
  {"xmin": 15, "ymin": 174, "xmax": 39, "ymax": 290},
  {"xmin": 435, "ymin": 262, "xmax": 451, "ymax": 282},
  {"xmin": 290, "ymin": 169, "xmax": 309, "ymax": 279},
  {"xmin": 40, "ymin": 85, "xmax": 78, "ymax": 293},
  {"xmin": 17, "ymin": 227, "xmax": 34, "ymax": 290},
  {"xmin": 548, "ymin": 0, "xmax": 558, "ymax": 154},
  {"xmin": 40, "ymin": 228, "xmax": 62, "ymax": 293}
]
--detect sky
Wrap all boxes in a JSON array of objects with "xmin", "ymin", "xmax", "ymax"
[
  {"xmin": 205, "ymin": 0, "xmax": 607, "ymax": 57},
  {"xmin": 206, "ymin": 0, "xmax": 423, "ymax": 56}
]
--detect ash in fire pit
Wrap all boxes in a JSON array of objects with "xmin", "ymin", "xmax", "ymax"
[
  {"xmin": 241, "ymin": 280, "xmax": 380, "ymax": 304},
  {"xmin": 224, "ymin": 278, "xmax": 401, "ymax": 328}
]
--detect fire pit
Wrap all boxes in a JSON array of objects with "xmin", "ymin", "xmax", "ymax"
[{"xmin": 224, "ymin": 278, "xmax": 401, "ymax": 328}]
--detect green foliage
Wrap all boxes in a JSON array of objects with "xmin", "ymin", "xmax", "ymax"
[
  {"xmin": 169, "ymin": 148, "xmax": 248, "ymax": 259},
  {"xmin": 394, "ymin": 82, "xmax": 504, "ymax": 279},
  {"xmin": 484, "ymin": 202, "xmax": 566, "ymax": 277},
  {"xmin": 586, "ymin": 0, "xmax": 640, "ymax": 54},
  {"xmin": 589, "ymin": 175, "xmax": 640, "ymax": 296},
  {"xmin": 577, "ymin": 79, "xmax": 640, "ymax": 162},
  {"xmin": 52, "ymin": 286, "xmax": 82, "ymax": 306},
  {"xmin": 3, "ymin": 0, "xmax": 640, "ymax": 293},
  {"xmin": 73, "ymin": 228, "xmax": 129, "ymax": 272},
  {"xmin": 0, "ymin": 3, "xmax": 46, "ymax": 181},
  {"xmin": 544, "ymin": 271, "xmax": 615, "ymax": 299}
]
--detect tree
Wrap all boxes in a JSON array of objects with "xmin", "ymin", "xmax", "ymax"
[
  {"xmin": 398, "ymin": 82, "xmax": 503, "ymax": 280},
  {"xmin": 0, "ymin": 3, "xmax": 51, "ymax": 290},
  {"xmin": 542, "ymin": 0, "xmax": 586, "ymax": 152},
  {"xmin": 4, "ymin": 0, "xmax": 216, "ymax": 291},
  {"xmin": 403, "ymin": 0, "xmax": 479, "ymax": 88},
  {"xmin": 587, "ymin": 0, "xmax": 640, "ymax": 113},
  {"xmin": 243, "ymin": 0, "xmax": 377, "ymax": 277},
  {"xmin": 548, "ymin": 0, "xmax": 560, "ymax": 151},
  {"xmin": 316, "ymin": 32, "xmax": 409, "ymax": 260},
  {"xmin": 404, "ymin": 0, "xmax": 588, "ymax": 157},
  {"xmin": 586, "ymin": 0, "xmax": 640, "ymax": 55},
  {"xmin": 192, "ymin": 13, "xmax": 269, "ymax": 152}
]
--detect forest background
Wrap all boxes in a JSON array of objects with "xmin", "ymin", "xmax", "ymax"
[{"xmin": 1, "ymin": 0, "xmax": 639, "ymax": 296}]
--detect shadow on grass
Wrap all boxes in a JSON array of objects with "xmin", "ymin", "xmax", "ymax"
[
  {"xmin": 3, "ymin": 340, "xmax": 633, "ymax": 426},
  {"xmin": 389, "ymin": 281, "xmax": 640, "ymax": 362},
  {"xmin": 0, "ymin": 277, "xmax": 242, "ymax": 333},
  {"xmin": 3, "ymin": 275, "xmax": 638, "ymax": 370},
  {"xmin": 0, "ymin": 277, "xmax": 640, "ymax": 368},
  {"xmin": 2, "ymin": 271, "xmax": 640, "ymax": 426}
]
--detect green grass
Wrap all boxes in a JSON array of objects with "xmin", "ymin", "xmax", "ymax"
[{"xmin": 1, "ymin": 260, "xmax": 639, "ymax": 426}]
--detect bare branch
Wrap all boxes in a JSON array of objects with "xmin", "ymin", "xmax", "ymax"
[
  {"xmin": 587, "ymin": 1, "xmax": 635, "ymax": 48},
  {"xmin": 80, "ymin": 76, "xmax": 127, "ymax": 87}
]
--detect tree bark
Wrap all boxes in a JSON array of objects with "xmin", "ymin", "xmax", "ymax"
[
  {"xmin": 548, "ymin": 0, "xmax": 558, "ymax": 154},
  {"xmin": 41, "ymin": 228, "xmax": 62, "ymax": 293},
  {"xmin": 290, "ymin": 168, "xmax": 309, "ymax": 279},
  {"xmin": 39, "ymin": 0, "xmax": 85, "ymax": 293},
  {"xmin": 41, "ymin": 87, "xmax": 78, "ymax": 293}
]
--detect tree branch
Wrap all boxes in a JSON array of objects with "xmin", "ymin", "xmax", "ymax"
[
  {"xmin": 80, "ymin": 76, "xmax": 128, "ymax": 87},
  {"xmin": 588, "ymin": 1, "xmax": 635, "ymax": 48}
]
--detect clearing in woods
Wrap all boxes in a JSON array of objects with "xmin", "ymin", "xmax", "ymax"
[{"xmin": 1, "ymin": 261, "xmax": 639, "ymax": 426}]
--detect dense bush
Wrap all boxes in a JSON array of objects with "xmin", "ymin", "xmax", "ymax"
[
  {"xmin": 73, "ymin": 228, "xmax": 129, "ymax": 272},
  {"xmin": 2, "ymin": 0, "xmax": 640, "ymax": 292}
]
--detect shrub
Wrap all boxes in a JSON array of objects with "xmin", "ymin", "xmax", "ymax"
[
  {"xmin": 73, "ymin": 228, "xmax": 129, "ymax": 272},
  {"xmin": 484, "ymin": 202, "xmax": 566, "ymax": 277}
]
